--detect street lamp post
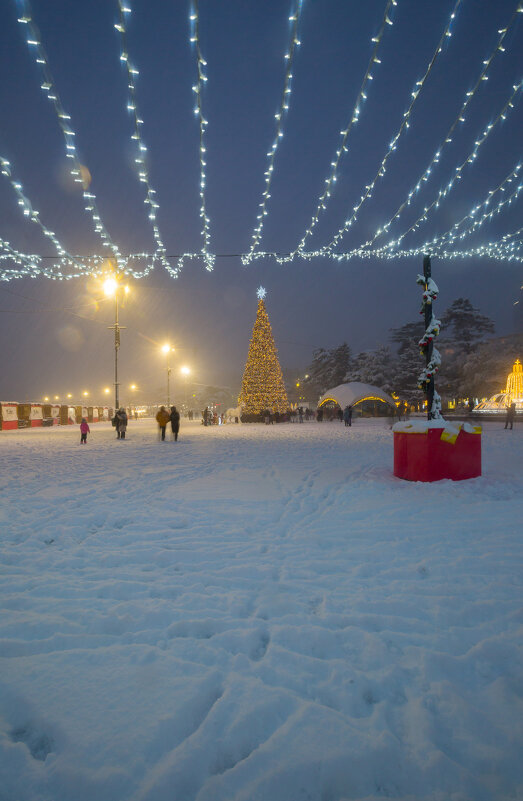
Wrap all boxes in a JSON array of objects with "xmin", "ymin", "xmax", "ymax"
[
  {"xmin": 104, "ymin": 277, "xmax": 129, "ymax": 411},
  {"xmin": 180, "ymin": 366, "xmax": 191, "ymax": 409},
  {"xmin": 162, "ymin": 344, "xmax": 174, "ymax": 406}
]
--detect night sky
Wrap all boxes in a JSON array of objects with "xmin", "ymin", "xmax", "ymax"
[{"xmin": 1, "ymin": 0, "xmax": 521, "ymax": 403}]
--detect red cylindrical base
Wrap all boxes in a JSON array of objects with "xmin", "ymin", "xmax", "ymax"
[{"xmin": 394, "ymin": 428, "xmax": 481, "ymax": 482}]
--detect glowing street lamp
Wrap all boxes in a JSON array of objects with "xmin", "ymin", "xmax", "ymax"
[
  {"xmin": 104, "ymin": 274, "xmax": 130, "ymax": 410},
  {"xmin": 161, "ymin": 344, "xmax": 175, "ymax": 406}
]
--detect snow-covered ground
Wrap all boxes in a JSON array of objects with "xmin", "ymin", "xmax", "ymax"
[{"xmin": 0, "ymin": 418, "xmax": 521, "ymax": 801}]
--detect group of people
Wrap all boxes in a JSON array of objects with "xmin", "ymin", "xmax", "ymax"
[
  {"xmin": 78, "ymin": 399, "xmax": 517, "ymax": 444},
  {"xmin": 156, "ymin": 405, "xmax": 180, "ymax": 441}
]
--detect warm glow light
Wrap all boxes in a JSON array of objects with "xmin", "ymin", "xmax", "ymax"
[
  {"xmin": 103, "ymin": 277, "xmax": 118, "ymax": 296},
  {"xmin": 67, "ymin": 393, "xmax": 72, "ymax": 399},
  {"xmin": 180, "ymin": 366, "xmax": 191, "ymax": 376},
  {"xmin": 82, "ymin": 391, "xmax": 89, "ymax": 397},
  {"xmin": 54, "ymin": 395, "xmax": 59, "ymax": 400},
  {"xmin": 43, "ymin": 396, "xmax": 49, "ymax": 401},
  {"xmin": 130, "ymin": 384, "xmax": 137, "ymax": 390},
  {"xmin": 104, "ymin": 388, "xmax": 110, "ymax": 394},
  {"xmin": 161, "ymin": 343, "xmax": 172, "ymax": 354}
]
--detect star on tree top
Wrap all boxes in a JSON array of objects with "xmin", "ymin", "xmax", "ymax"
[{"xmin": 257, "ymin": 286, "xmax": 267, "ymax": 300}]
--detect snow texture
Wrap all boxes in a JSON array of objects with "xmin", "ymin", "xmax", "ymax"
[{"xmin": 0, "ymin": 419, "xmax": 522, "ymax": 801}]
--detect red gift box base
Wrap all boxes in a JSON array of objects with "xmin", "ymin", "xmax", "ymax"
[{"xmin": 394, "ymin": 428, "xmax": 481, "ymax": 482}]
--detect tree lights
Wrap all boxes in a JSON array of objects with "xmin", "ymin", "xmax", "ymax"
[{"xmin": 238, "ymin": 290, "xmax": 289, "ymax": 416}]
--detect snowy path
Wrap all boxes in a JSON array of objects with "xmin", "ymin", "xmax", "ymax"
[{"xmin": 0, "ymin": 419, "xmax": 522, "ymax": 801}]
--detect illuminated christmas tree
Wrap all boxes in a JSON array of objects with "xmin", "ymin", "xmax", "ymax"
[{"xmin": 238, "ymin": 287, "xmax": 289, "ymax": 416}]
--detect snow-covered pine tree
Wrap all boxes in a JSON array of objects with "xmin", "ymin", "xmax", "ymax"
[
  {"xmin": 238, "ymin": 288, "xmax": 289, "ymax": 416},
  {"xmin": 344, "ymin": 346, "xmax": 394, "ymax": 394},
  {"xmin": 303, "ymin": 342, "xmax": 351, "ymax": 396},
  {"xmin": 441, "ymin": 298, "xmax": 495, "ymax": 354}
]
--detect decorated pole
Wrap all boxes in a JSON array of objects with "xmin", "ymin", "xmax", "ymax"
[
  {"xmin": 417, "ymin": 254, "xmax": 442, "ymax": 420},
  {"xmin": 393, "ymin": 255, "xmax": 481, "ymax": 482}
]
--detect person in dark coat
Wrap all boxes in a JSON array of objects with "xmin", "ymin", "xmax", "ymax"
[
  {"xmin": 115, "ymin": 407, "xmax": 128, "ymax": 439},
  {"xmin": 343, "ymin": 405, "xmax": 352, "ymax": 427},
  {"xmin": 170, "ymin": 405, "xmax": 180, "ymax": 441},
  {"xmin": 504, "ymin": 402, "xmax": 516, "ymax": 430}
]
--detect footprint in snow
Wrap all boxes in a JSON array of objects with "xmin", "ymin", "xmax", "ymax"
[{"xmin": 10, "ymin": 722, "xmax": 54, "ymax": 761}]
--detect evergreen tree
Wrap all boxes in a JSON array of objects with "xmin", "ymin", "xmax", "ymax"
[
  {"xmin": 344, "ymin": 346, "xmax": 394, "ymax": 393},
  {"xmin": 441, "ymin": 298, "xmax": 495, "ymax": 353},
  {"xmin": 438, "ymin": 298, "xmax": 495, "ymax": 401},
  {"xmin": 304, "ymin": 342, "xmax": 351, "ymax": 396},
  {"xmin": 330, "ymin": 342, "xmax": 351, "ymax": 386},
  {"xmin": 390, "ymin": 321, "xmax": 426, "ymax": 355},
  {"xmin": 238, "ymin": 290, "xmax": 289, "ymax": 414},
  {"xmin": 304, "ymin": 347, "xmax": 332, "ymax": 396},
  {"xmin": 393, "ymin": 340, "xmax": 425, "ymax": 406}
]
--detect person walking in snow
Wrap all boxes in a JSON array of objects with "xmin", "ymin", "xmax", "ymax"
[
  {"xmin": 80, "ymin": 417, "xmax": 90, "ymax": 444},
  {"xmin": 343, "ymin": 405, "xmax": 352, "ymax": 427},
  {"xmin": 170, "ymin": 405, "xmax": 180, "ymax": 441},
  {"xmin": 114, "ymin": 407, "xmax": 128, "ymax": 439},
  {"xmin": 156, "ymin": 405, "xmax": 170, "ymax": 441},
  {"xmin": 504, "ymin": 402, "xmax": 516, "ymax": 430}
]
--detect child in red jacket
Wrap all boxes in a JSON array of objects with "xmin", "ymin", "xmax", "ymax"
[{"xmin": 80, "ymin": 418, "xmax": 90, "ymax": 444}]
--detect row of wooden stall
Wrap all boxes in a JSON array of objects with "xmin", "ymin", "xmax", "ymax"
[{"xmin": 0, "ymin": 403, "xmax": 114, "ymax": 430}]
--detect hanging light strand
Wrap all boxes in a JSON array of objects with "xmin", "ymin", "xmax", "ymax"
[
  {"xmin": 242, "ymin": 0, "xmax": 304, "ymax": 264},
  {"xmin": 357, "ymin": 5, "xmax": 523, "ymax": 254},
  {"xmin": 0, "ymin": 155, "xmax": 87, "ymax": 272},
  {"xmin": 190, "ymin": 1, "xmax": 214, "ymax": 272},
  {"xmin": 319, "ymin": 0, "xmax": 463, "ymax": 257},
  {"xmin": 361, "ymin": 78, "xmax": 523, "ymax": 258},
  {"xmin": 406, "ymin": 160, "xmax": 523, "ymax": 255},
  {"xmin": 287, "ymin": 0, "xmax": 399, "ymax": 262},
  {"xmin": 115, "ymin": 1, "xmax": 173, "ymax": 275},
  {"xmin": 16, "ymin": 0, "xmax": 123, "ymax": 265}
]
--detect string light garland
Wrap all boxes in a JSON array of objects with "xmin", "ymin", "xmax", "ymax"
[
  {"xmin": 284, "ymin": 0, "xmax": 399, "ymax": 263},
  {"xmin": 190, "ymin": 1, "xmax": 214, "ymax": 272},
  {"xmin": 361, "ymin": 78, "xmax": 523, "ymax": 257},
  {"xmin": 313, "ymin": 0, "xmax": 463, "ymax": 259},
  {"xmin": 114, "ymin": 1, "xmax": 173, "ymax": 276},
  {"xmin": 17, "ymin": 0, "xmax": 123, "ymax": 265},
  {"xmin": 0, "ymin": 1, "xmax": 520, "ymax": 284},
  {"xmin": 0, "ymin": 155, "xmax": 83, "ymax": 273},
  {"xmin": 405, "ymin": 161, "xmax": 523, "ymax": 255},
  {"xmin": 242, "ymin": 0, "xmax": 303, "ymax": 264},
  {"xmin": 357, "ymin": 6, "xmax": 523, "ymax": 255}
]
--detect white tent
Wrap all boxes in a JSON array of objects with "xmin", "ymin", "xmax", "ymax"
[{"xmin": 318, "ymin": 382, "xmax": 396, "ymax": 410}]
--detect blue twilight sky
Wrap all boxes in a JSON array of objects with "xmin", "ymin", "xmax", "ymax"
[{"xmin": 0, "ymin": 0, "xmax": 522, "ymax": 402}]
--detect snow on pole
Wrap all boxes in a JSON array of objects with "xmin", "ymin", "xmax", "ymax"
[{"xmin": 417, "ymin": 255, "xmax": 442, "ymax": 420}]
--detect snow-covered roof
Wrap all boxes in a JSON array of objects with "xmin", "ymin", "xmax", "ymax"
[{"xmin": 318, "ymin": 382, "xmax": 396, "ymax": 409}]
